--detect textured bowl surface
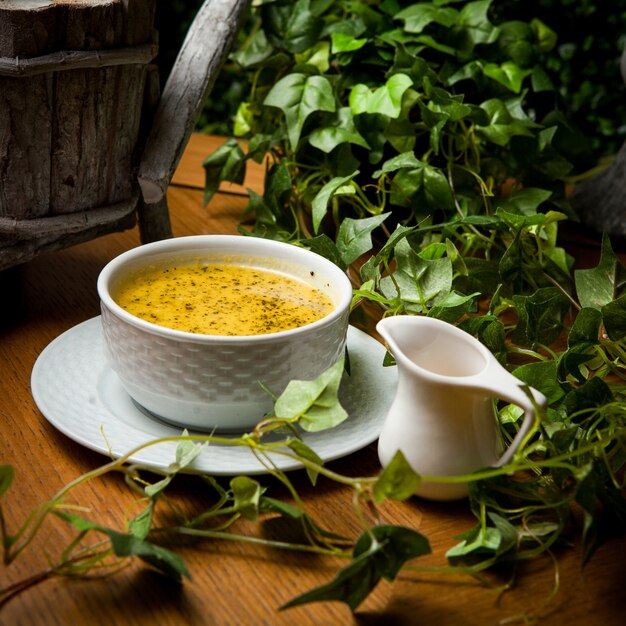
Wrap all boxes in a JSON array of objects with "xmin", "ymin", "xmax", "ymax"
[{"xmin": 97, "ymin": 235, "xmax": 352, "ymax": 430}]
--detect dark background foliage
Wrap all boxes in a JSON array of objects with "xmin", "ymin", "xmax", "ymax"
[
  {"xmin": 155, "ymin": 0, "xmax": 626, "ymax": 165},
  {"xmin": 494, "ymin": 0, "xmax": 626, "ymax": 162},
  {"xmin": 154, "ymin": 1, "xmax": 202, "ymax": 82},
  {"xmin": 154, "ymin": 0, "xmax": 246, "ymax": 134}
]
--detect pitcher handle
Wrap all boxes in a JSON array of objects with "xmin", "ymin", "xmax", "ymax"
[{"xmin": 479, "ymin": 359, "xmax": 548, "ymax": 467}]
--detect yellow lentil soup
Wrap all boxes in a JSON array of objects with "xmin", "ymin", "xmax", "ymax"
[{"xmin": 114, "ymin": 262, "xmax": 335, "ymax": 336}]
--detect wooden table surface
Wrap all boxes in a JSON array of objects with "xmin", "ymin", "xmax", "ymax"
[{"xmin": 1, "ymin": 134, "xmax": 625, "ymax": 626}]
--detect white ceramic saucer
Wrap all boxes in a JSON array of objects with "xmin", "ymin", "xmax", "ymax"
[{"xmin": 31, "ymin": 317, "xmax": 397, "ymax": 475}]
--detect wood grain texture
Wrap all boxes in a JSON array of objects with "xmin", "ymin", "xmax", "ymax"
[
  {"xmin": 0, "ymin": 44, "xmax": 157, "ymax": 76},
  {"xmin": 0, "ymin": 193, "xmax": 138, "ymax": 239},
  {"xmin": 49, "ymin": 64, "xmax": 145, "ymax": 215},
  {"xmin": 0, "ymin": 0, "xmax": 156, "ymax": 267},
  {"xmin": 0, "ymin": 1, "xmax": 156, "ymax": 57},
  {"xmin": 0, "ymin": 200, "xmax": 137, "ymax": 271},
  {"xmin": 0, "ymin": 75, "xmax": 52, "ymax": 219},
  {"xmin": 1, "ymin": 134, "xmax": 625, "ymax": 626}
]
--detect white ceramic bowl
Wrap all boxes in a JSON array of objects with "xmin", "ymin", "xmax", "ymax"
[{"xmin": 97, "ymin": 235, "xmax": 352, "ymax": 431}]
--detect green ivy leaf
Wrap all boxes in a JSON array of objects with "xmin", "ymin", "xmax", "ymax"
[
  {"xmin": 352, "ymin": 525, "xmax": 430, "ymax": 579},
  {"xmin": 557, "ymin": 308, "xmax": 602, "ymax": 384},
  {"xmin": 531, "ymin": 18, "xmax": 557, "ymax": 52},
  {"xmin": 144, "ymin": 475, "xmax": 174, "ymax": 499},
  {"xmin": 496, "ymin": 208, "xmax": 547, "ymax": 231},
  {"xmin": 497, "ymin": 187, "xmax": 552, "ymax": 215},
  {"xmin": 283, "ymin": 525, "xmax": 430, "ymax": 611},
  {"xmin": 54, "ymin": 511, "xmax": 190, "ymax": 581},
  {"xmin": 575, "ymin": 465, "xmax": 626, "ymax": 564},
  {"xmin": 414, "ymin": 34, "xmax": 457, "ymax": 57},
  {"xmin": 352, "ymin": 279, "xmax": 393, "ymax": 309},
  {"xmin": 331, "ymin": 32, "xmax": 367, "ymax": 53},
  {"xmin": 349, "ymin": 74, "xmax": 413, "ymax": 118},
  {"xmin": 373, "ymin": 150, "xmax": 422, "ymax": 176},
  {"xmin": 446, "ymin": 526, "xmax": 502, "ymax": 560},
  {"xmin": 231, "ymin": 476, "xmax": 263, "ymax": 521},
  {"xmin": 446, "ymin": 59, "xmax": 482, "ymax": 85},
  {"xmin": 247, "ymin": 130, "xmax": 282, "ymax": 163},
  {"xmin": 233, "ymin": 102, "xmax": 252, "ymax": 136},
  {"xmin": 476, "ymin": 98, "xmax": 536, "ymax": 146},
  {"xmin": 575, "ymin": 233, "xmax": 622, "ymax": 310},
  {"xmin": 421, "ymin": 163, "xmax": 456, "ymax": 210},
  {"xmin": 53, "ymin": 510, "xmax": 100, "ymax": 533},
  {"xmin": 264, "ymin": 73, "xmax": 336, "ymax": 151},
  {"xmin": 379, "ymin": 152, "xmax": 454, "ymax": 211},
  {"xmin": 286, "ymin": 439, "xmax": 324, "ymax": 485},
  {"xmin": 456, "ymin": 0, "xmax": 500, "ymax": 50},
  {"xmin": 557, "ymin": 344, "xmax": 596, "ymax": 385},
  {"xmin": 488, "ymin": 512, "xmax": 519, "ymax": 556},
  {"xmin": 299, "ymin": 234, "xmax": 345, "ymax": 269},
  {"xmin": 259, "ymin": 496, "xmax": 304, "ymax": 519},
  {"xmin": 426, "ymin": 90, "xmax": 474, "ymax": 123},
  {"xmin": 531, "ymin": 65, "xmax": 555, "ymax": 92},
  {"xmin": 482, "ymin": 61, "xmax": 533, "ymax": 93},
  {"xmin": 385, "ymin": 115, "xmax": 418, "ymax": 153},
  {"xmin": 174, "ymin": 431, "xmax": 207, "ymax": 470},
  {"xmin": 447, "ymin": 512, "xmax": 530, "ymax": 562},
  {"xmin": 561, "ymin": 377, "xmax": 614, "ymax": 416},
  {"xmin": 260, "ymin": 160, "xmax": 294, "ymax": 229},
  {"xmin": 128, "ymin": 502, "xmax": 154, "ymax": 540},
  {"xmin": 309, "ymin": 108, "xmax": 370, "ymax": 154},
  {"xmin": 427, "ymin": 290, "xmax": 480, "ymax": 323},
  {"xmin": 295, "ymin": 41, "xmax": 330, "ymax": 72},
  {"xmin": 108, "ymin": 530, "xmax": 190, "ymax": 582},
  {"xmin": 202, "ymin": 139, "xmax": 246, "ymax": 204},
  {"xmin": 512, "ymin": 360, "xmax": 565, "ymax": 405},
  {"xmin": 380, "ymin": 238, "xmax": 453, "ymax": 312},
  {"xmin": 274, "ymin": 357, "xmax": 347, "ymax": 432},
  {"xmin": 336, "ymin": 213, "xmax": 390, "ymax": 265},
  {"xmin": 512, "ymin": 287, "xmax": 571, "ymax": 347},
  {"xmin": 241, "ymin": 190, "xmax": 281, "ymax": 240},
  {"xmin": 415, "ymin": 241, "xmax": 446, "ymax": 260},
  {"xmin": 459, "ymin": 316, "xmax": 507, "ymax": 363},
  {"xmin": 373, "ymin": 451, "xmax": 421, "ymax": 503},
  {"xmin": 0, "ymin": 464, "xmax": 13, "ymax": 498},
  {"xmin": 395, "ymin": 3, "xmax": 458, "ymax": 32},
  {"xmin": 568, "ymin": 307, "xmax": 602, "ymax": 348},
  {"xmin": 263, "ymin": 0, "xmax": 323, "ymax": 53},
  {"xmin": 373, "ymin": 224, "xmax": 417, "ymax": 264},
  {"xmin": 602, "ymin": 294, "xmax": 626, "ymax": 340},
  {"xmin": 311, "ymin": 171, "xmax": 359, "ymax": 233},
  {"xmin": 496, "ymin": 21, "xmax": 535, "ymax": 66},
  {"xmin": 231, "ymin": 29, "xmax": 274, "ymax": 68}
]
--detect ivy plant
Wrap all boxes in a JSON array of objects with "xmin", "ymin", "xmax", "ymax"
[{"xmin": 200, "ymin": 0, "xmax": 626, "ymax": 606}]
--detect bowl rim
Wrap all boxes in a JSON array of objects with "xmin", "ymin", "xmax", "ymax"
[{"xmin": 97, "ymin": 234, "xmax": 353, "ymax": 344}]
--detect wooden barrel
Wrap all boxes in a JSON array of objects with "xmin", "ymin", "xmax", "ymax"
[{"xmin": 0, "ymin": 0, "xmax": 157, "ymax": 269}]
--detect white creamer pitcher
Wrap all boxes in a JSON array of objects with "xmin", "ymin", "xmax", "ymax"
[{"xmin": 377, "ymin": 315, "xmax": 547, "ymax": 501}]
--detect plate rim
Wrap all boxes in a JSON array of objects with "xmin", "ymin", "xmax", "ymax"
[{"xmin": 31, "ymin": 317, "xmax": 396, "ymax": 475}]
